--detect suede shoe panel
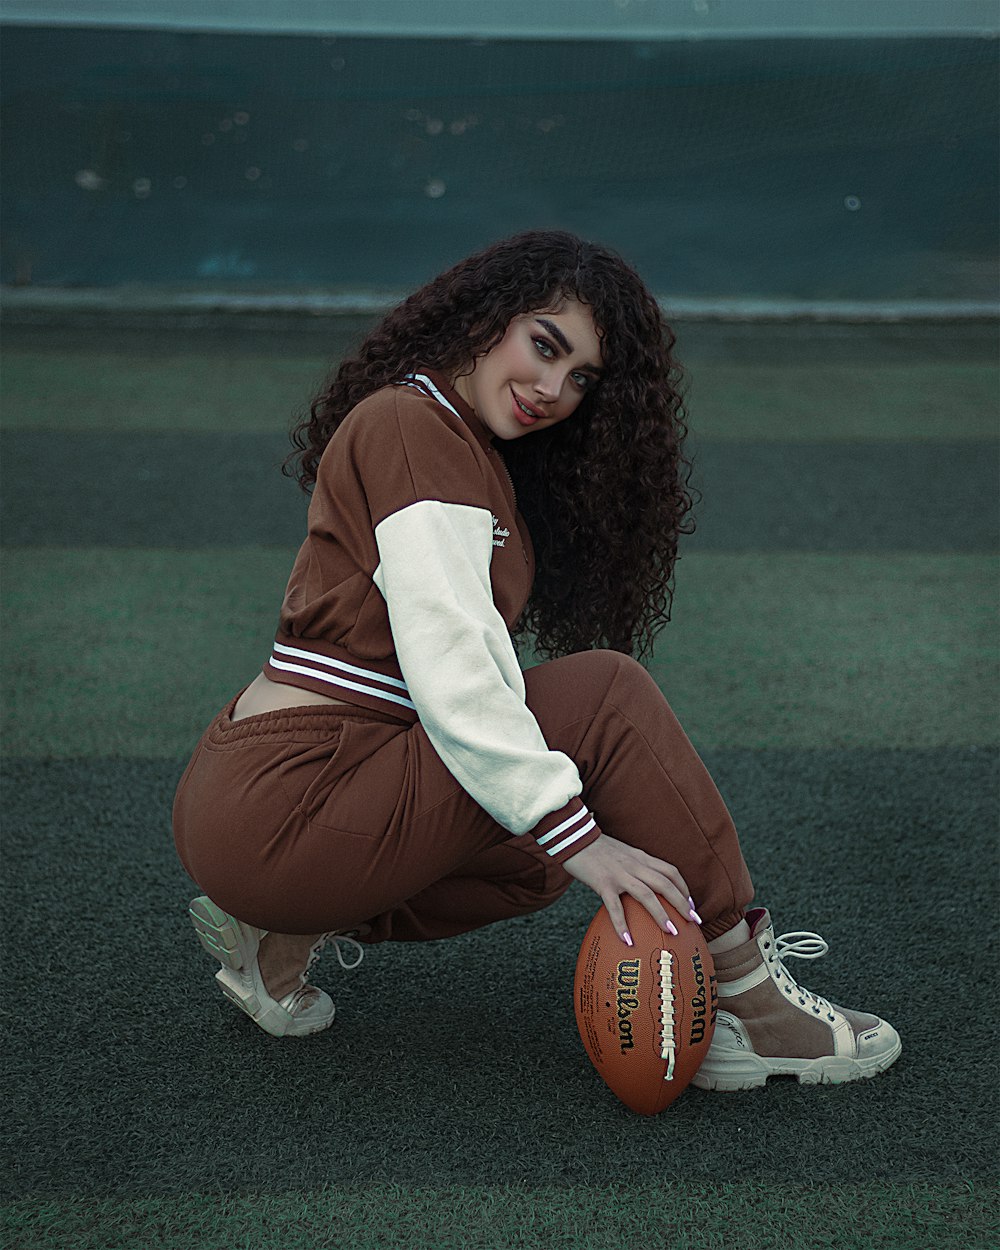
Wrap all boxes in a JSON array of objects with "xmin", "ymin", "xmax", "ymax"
[{"xmin": 717, "ymin": 979, "xmax": 837, "ymax": 1060}]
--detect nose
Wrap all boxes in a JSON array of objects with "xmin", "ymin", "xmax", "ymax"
[{"xmin": 532, "ymin": 368, "xmax": 563, "ymax": 404}]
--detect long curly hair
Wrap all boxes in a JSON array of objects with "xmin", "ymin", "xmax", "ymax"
[{"xmin": 285, "ymin": 230, "xmax": 696, "ymax": 661}]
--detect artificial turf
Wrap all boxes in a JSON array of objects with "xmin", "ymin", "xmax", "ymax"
[
  {"xmin": 1, "ymin": 318, "xmax": 997, "ymax": 1247},
  {"xmin": 7, "ymin": 357, "xmax": 1000, "ymax": 443},
  {"xmin": 5, "ymin": 1183, "xmax": 997, "ymax": 1250},
  {"xmin": 1, "ymin": 550, "xmax": 993, "ymax": 756},
  {"xmin": 3, "ymin": 745, "xmax": 996, "ymax": 1198},
  {"xmin": 2, "ymin": 432, "xmax": 996, "ymax": 552}
]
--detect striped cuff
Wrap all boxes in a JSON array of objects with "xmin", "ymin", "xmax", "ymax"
[{"xmin": 531, "ymin": 798, "xmax": 602, "ymax": 865}]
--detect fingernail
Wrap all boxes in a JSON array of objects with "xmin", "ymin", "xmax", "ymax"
[
  {"xmin": 621, "ymin": 930, "xmax": 633, "ymax": 947},
  {"xmin": 688, "ymin": 898, "xmax": 703, "ymax": 925},
  {"xmin": 664, "ymin": 919, "xmax": 679, "ymax": 936}
]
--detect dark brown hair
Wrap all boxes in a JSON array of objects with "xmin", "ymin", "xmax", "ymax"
[{"xmin": 286, "ymin": 230, "xmax": 696, "ymax": 660}]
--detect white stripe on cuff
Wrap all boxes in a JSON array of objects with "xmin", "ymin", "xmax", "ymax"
[
  {"xmin": 536, "ymin": 806, "xmax": 593, "ymax": 847},
  {"xmin": 545, "ymin": 819, "xmax": 597, "ymax": 858}
]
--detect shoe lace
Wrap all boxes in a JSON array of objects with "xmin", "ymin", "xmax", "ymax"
[
  {"xmin": 764, "ymin": 930, "xmax": 838, "ymax": 1023},
  {"xmin": 292, "ymin": 932, "xmax": 365, "ymax": 993},
  {"xmin": 323, "ymin": 932, "xmax": 366, "ymax": 971}
]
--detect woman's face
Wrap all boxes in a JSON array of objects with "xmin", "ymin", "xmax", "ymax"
[{"xmin": 452, "ymin": 298, "xmax": 604, "ymax": 440}]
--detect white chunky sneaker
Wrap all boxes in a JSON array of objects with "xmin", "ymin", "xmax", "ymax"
[
  {"xmin": 188, "ymin": 896, "xmax": 364, "ymax": 1039},
  {"xmin": 692, "ymin": 907, "xmax": 902, "ymax": 1091}
]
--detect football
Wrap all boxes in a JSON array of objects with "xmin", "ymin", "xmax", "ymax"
[{"xmin": 574, "ymin": 894, "xmax": 717, "ymax": 1115}]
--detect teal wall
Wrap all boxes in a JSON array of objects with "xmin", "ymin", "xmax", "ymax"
[
  {"xmin": 2, "ymin": 22, "xmax": 996, "ymax": 299},
  {"xmin": 4, "ymin": 0, "xmax": 997, "ymax": 39}
]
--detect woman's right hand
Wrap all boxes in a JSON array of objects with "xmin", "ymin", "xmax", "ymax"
[{"xmin": 561, "ymin": 832, "xmax": 698, "ymax": 945}]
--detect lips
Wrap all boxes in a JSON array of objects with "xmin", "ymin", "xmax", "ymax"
[{"xmin": 511, "ymin": 389, "xmax": 543, "ymax": 426}]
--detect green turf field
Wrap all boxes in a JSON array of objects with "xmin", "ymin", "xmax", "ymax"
[{"xmin": 2, "ymin": 319, "xmax": 997, "ymax": 1248}]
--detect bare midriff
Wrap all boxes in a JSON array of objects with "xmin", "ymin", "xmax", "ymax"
[{"xmin": 231, "ymin": 672, "xmax": 350, "ymax": 722}]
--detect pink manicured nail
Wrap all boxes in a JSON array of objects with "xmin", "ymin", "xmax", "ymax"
[
  {"xmin": 621, "ymin": 930, "xmax": 634, "ymax": 947},
  {"xmin": 688, "ymin": 898, "xmax": 703, "ymax": 925},
  {"xmin": 664, "ymin": 919, "xmax": 679, "ymax": 936}
]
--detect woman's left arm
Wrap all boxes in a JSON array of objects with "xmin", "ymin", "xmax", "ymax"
[{"xmin": 374, "ymin": 493, "xmax": 602, "ymax": 866}]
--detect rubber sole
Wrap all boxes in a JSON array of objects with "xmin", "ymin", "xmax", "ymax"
[
  {"xmin": 187, "ymin": 895, "xmax": 335, "ymax": 1038},
  {"xmin": 691, "ymin": 1035, "xmax": 903, "ymax": 1091},
  {"xmin": 189, "ymin": 895, "xmax": 256, "ymax": 971}
]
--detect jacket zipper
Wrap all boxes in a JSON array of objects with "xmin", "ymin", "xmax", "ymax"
[{"xmin": 492, "ymin": 448, "xmax": 517, "ymax": 507}]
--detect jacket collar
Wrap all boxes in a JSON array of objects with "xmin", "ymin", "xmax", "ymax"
[{"xmin": 421, "ymin": 369, "xmax": 495, "ymax": 450}]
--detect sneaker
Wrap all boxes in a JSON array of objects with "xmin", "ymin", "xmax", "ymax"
[
  {"xmin": 692, "ymin": 907, "xmax": 902, "ymax": 1091},
  {"xmin": 188, "ymin": 896, "xmax": 364, "ymax": 1038}
]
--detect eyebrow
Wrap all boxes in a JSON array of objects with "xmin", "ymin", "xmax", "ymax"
[{"xmin": 535, "ymin": 318, "xmax": 603, "ymax": 375}]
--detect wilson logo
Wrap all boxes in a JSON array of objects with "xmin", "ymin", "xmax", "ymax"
[
  {"xmin": 689, "ymin": 949, "xmax": 718, "ymax": 1045},
  {"xmin": 616, "ymin": 958, "xmax": 641, "ymax": 1053}
]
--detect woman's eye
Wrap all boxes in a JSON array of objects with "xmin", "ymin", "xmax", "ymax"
[{"xmin": 533, "ymin": 336, "xmax": 593, "ymax": 390}]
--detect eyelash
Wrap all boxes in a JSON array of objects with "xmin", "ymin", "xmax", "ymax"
[{"xmin": 532, "ymin": 336, "xmax": 592, "ymax": 390}]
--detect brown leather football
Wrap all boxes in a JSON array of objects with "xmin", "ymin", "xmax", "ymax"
[{"xmin": 574, "ymin": 894, "xmax": 717, "ymax": 1114}]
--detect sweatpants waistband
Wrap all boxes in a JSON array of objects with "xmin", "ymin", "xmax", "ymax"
[{"xmin": 205, "ymin": 692, "xmax": 411, "ymax": 747}]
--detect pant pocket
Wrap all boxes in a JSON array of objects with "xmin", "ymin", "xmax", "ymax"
[{"xmin": 277, "ymin": 715, "xmax": 410, "ymax": 838}]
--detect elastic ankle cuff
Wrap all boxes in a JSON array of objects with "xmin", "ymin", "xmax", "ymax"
[{"xmin": 702, "ymin": 907, "xmax": 747, "ymax": 944}]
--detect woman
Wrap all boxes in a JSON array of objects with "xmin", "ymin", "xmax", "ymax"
[{"xmin": 173, "ymin": 230, "xmax": 901, "ymax": 1091}]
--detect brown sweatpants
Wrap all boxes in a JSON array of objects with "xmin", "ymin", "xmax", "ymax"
[{"xmin": 173, "ymin": 650, "xmax": 754, "ymax": 943}]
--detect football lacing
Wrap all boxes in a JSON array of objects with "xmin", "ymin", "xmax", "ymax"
[
  {"xmin": 658, "ymin": 950, "xmax": 676, "ymax": 1080},
  {"xmin": 763, "ymin": 930, "xmax": 837, "ymax": 1023}
]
